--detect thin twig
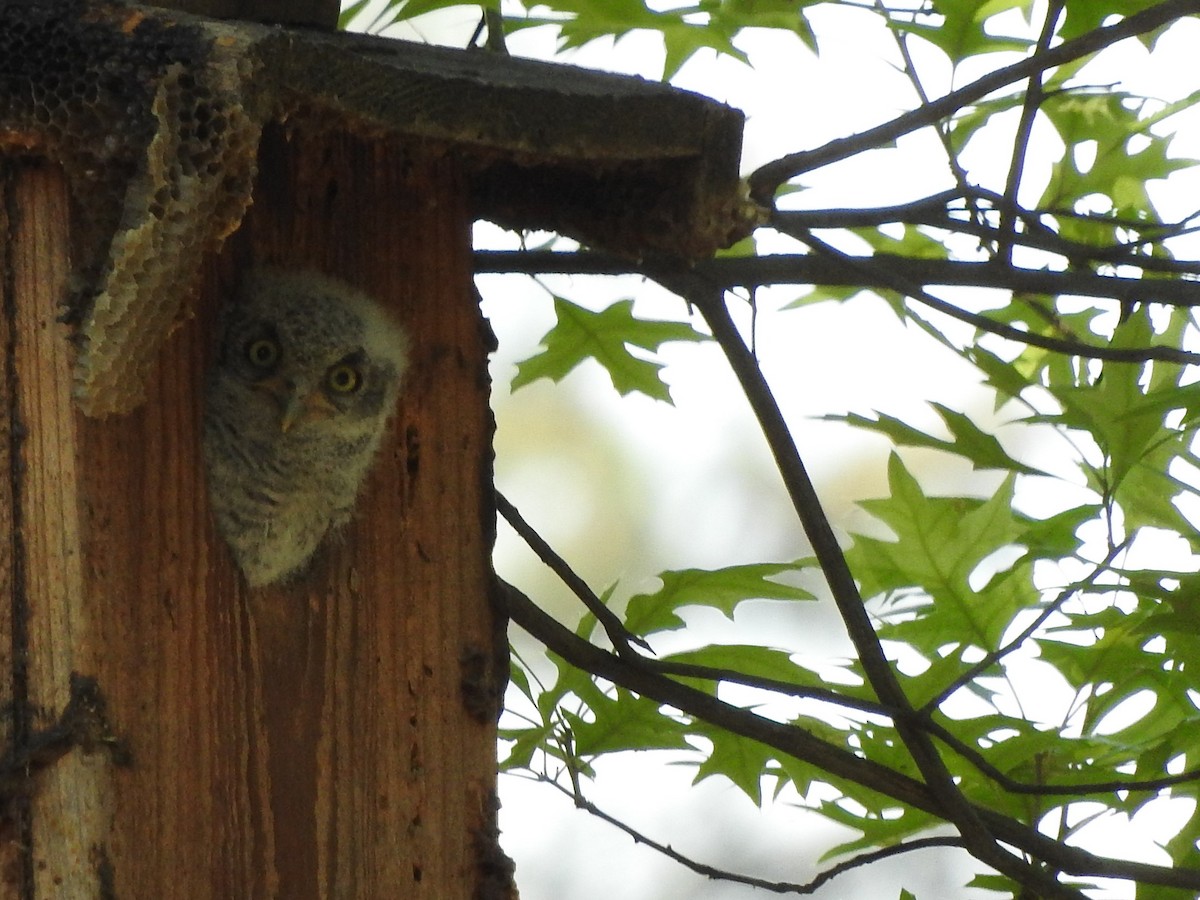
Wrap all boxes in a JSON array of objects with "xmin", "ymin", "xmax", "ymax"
[
  {"xmin": 779, "ymin": 229, "xmax": 1200, "ymax": 365},
  {"xmin": 503, "ymin": 510, "xmax": 1200, "ymax": 797},
  {"xmin": 999, "ymin": 0, "xmax": 1064, "ymax": 263},
  {"xmin": 501, "ymin": 491, "xmax": 900, "ymax": 716},
  {"xmin": 503, "ymin": 581, "xmax": 1199, "ymax": 891},
  {"xmin": 774, "ymin": 189, "xmax": 962, "ymax": 227},
  {"xmin": 799, "ymin": 837, "xmax": 966, "ymax": 893},
  {"xmin": 747, "ymin": 0, "xmax": 1200, "ymax": 201},
  {"xmin": 923, "ymin": 541, "xmax": 1130, "ymax": 715},
  {"xmin": 776, "ymin": 184, "xmax": 1200, "ymax": 261},
  {"xmin": 541, "ymin": 774, "xmax": 965, "ymax": 895},
  {"xmin": 925, "ymin": 713, "xmax": 1200, "ymax": 796},
  {"xmin": 650, "ymin": 275, "xmax": 1080, "ymax": 899},
  {"xmin": 652, "ymin": 657, "xmax": 894, "ymax": 719},
  {"xmin": 878, "ymin": 0, "xmax": 980, "ymax": 221},
  {"xmin": 496, "ymin": 491, "xmax": 651, "ymax": 655},
  {"xmin": 660, "ymin": 653, "xmax": 1200, "ymax": 796},
  {"xmin": 474, "ymin": 250, "xmax": 1200, "ymax": 321},
  {"xmin": 774, "ymin": 201, "xmax": 1200, "ymax": 274}
]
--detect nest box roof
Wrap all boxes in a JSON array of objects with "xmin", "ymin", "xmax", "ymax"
[
  {"xmin": 0, "ymin": 1, "xmax": 749, "ymax": 415},
  {"xmin": 259, "ymin": 28, "xmax": 752, "ymax": 258}
]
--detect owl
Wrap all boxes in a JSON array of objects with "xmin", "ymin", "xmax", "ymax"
[{"xmin": 203, "ymin": 268, "xmax": 410, "ymax": 587}]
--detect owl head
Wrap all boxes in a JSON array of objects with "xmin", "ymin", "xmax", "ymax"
[
  {"xmin": 203, "ymin": 268, "xmax": 410, "ymax": 586},
  {"xmin": 213, "ymin": 268, "xmax": 410, "ymax": 440}
]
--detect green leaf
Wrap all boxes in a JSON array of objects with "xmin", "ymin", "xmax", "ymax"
[
  {"xmin": 1115, "ymin": 432, "xmax": 1199, "ymax": 536},
  {"xmin": 948, "ymin": 91, "xmax": 1025, "ymax": 155},
  {"xmin": 660, "ymin": 644, "xmax": 875, "ymax": 702},
  {"xmin": 967, "ymin": 873, "xmax": 1023, "ymax": 894},
  {"xmin": 498, "ymin": 723, "xmax": 552, "ymax": 771},
  {"xmin": 817, "ymin": 796, "xmax": 940, "ymax": 860},
  {"xmin": 1039, "ymin": 91, "xmax": 1195, "ymax": 232},
  {"xmin": 508, "ymin": 0, "xmax": 821, "ymax": 78},
  {"xmin": 690, "ymin": 723, "xmax": 775, "ymax": 805},
  {"xmin": 1118, "ymin": 380, "xmax": 1200, "ymax": 427},
  {"xmin": 338, "ymin": 0, "xmax": 373, "ymax": 28},
  {"xmin": 660, "ymin": 18, "xmax": 748, "ymax": 80},
  {"xmin": 567, "ymin": 687, "xmax": 692, "ymax": 756},
  {"xmin": 512, "ymin": 297, "xmax": 708, "ymax": 403},
  {"xmin": 892, "ymin": 0, "xmax": 1032, "ymax": 64},
  {"xmin": 780, "ymin": 284, "xmax": 873, "ymax": 311},
  {"xmin": 966, "ymin": 345, "xmax": 1035, "ymax": 407},
  {"xmin": 851, "ymin": 224, "xmax": 950, "ymax": 260},
  {"xmin": 829, "ymin": 405, "xmax": 1050, "ymax": 476},
  {"xmin": 508, "ymin": 657, "xmax": 534, "ymax": 703},
  {"xmin": 1048, "ymin": 309, "xmax": 1166, "ymax": 494},
  {"xmin": 1057, "ymin": 0, "xmax": 1163, "ymax": 42},
  {"xmin": 715, "ymin": 232, "xmax": 759, "ymax": 258},
  {"xmin": 1016, "ymin": 503, "xmax": 1095, "ymax": 558},
  {"xmin": 849, "ymin": 455, "xmax": 1034, "ymax": 651},
  {"xmin": 623, "ymin": 560, "xmax": 817, "ymax": 635},
  {"xmin": 382, "ymin": 0, "xmax": 484, "ymax": 21}
]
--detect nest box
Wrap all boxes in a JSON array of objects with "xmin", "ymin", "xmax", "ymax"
[{"xmin": 0, "ymin": 3, "xmax": 745, "ymax": 897}]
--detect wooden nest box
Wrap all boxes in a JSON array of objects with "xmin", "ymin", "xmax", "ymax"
[{"xmin": 0, "ymin": 3, "xmax": 745, "ymax": 898}]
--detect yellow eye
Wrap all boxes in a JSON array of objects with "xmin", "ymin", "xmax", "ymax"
[
  {"xmin": 246, "ymin": 338, "xmax": 280, "ymax": 369},
  {"xmin": 327, "ymin": 363, "xmax": 362, "ymax": 394}
]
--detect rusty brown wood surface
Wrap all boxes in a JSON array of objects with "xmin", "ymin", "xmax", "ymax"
[{"xmin": 0, "ymin": 128, "xmax": 501, "ymax": 898}]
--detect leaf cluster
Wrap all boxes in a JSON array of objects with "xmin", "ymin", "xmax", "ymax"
[
  {"xmin": 346, "ymin": 0, "xmax": 1200, "ymax": 896},
  {"xmin": 347, "ymin": 0, "xmax": 820, "ymax": 78}
]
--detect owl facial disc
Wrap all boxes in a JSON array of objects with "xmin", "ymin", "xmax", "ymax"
[{"xmin": 202, "ymin": 267, "xmax": 410, "ymax": 587}]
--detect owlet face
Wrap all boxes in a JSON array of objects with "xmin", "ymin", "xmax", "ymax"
[{"xmin": 203, "ymin": 268, "xmax": 410, "ymax": 587}]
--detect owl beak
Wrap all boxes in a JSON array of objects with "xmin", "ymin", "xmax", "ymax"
[
  {"xmin": 279, "ymin": 390, "xmax": 336, "ymax": 433},
  {"xmin": 254, "ymin": 377, "xmax": 334, "ymax": 433},
  {"xmin": 279, "ymin": 395, "xmax": 306, "ymax": 433}
]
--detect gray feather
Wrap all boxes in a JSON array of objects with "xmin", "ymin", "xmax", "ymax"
[{"xmin": 203, "ymin": 268, "xmax": 409, "ymax": 586}]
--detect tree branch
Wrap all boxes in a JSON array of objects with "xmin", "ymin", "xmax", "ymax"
[
  {"xmin": 496, "ymin": 491, "xmax": 650, "ymax": 654},
  {"xmin": 649, "ymin": 275, "xmax": 1080, "ymax": 898},
  {"xmin": 499, "ymin": 492, "xmax": 901, "ymax": 718},
  {"xmin": 541, "ymin": 774, "xmax": 965, "ymax": 896},
  {"xmin": 771, "ymin": 187, "xmax": 1200, "ymax": 270},
  {"xmin": 474, "ymin": 250, "xmax": 1200, "ymax": 318},
  {"xmin": 881, "ymin": 0, "xmax": 978, "ymax": 210},
  {"xmin": 746, "ymin": 0, "xmax": 1200, "ymax": 202},
  {"xmin": 503, "ymin": 581, "xmax": 1200, "ymax": 891},
  {"xmin": 998, "ymin": 0, "xmax": 1063, "ymax": 264},
  {"xmin": 786, "ymin": 228, "xmax": 1200, "ymax": 365},
  {"xmin": 925, "ymin": 711, "xmax": 1200, "ymax": 797},
  {"xmin": 923, "ymin": 541, "xmax": 1129, "ymax": 715},
  {"xmin": 501, "ymin": 499, "xmax": 1200, "ymax": 799}
]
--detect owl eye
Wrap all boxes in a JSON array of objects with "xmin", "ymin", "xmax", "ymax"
[
  {"xmin": 245, "ymin": 338, "xmax": 280, "ymax": 369},
  {"xmin": 326, "ymin": 362, "xmax": 363, "ymax": 394}
]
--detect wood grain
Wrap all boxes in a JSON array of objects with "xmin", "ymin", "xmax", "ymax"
[{"xmin": 1, "ymin": 127, "xmax": 499, "ymax": 898}]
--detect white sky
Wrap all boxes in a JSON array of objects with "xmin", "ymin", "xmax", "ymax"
[{"xmin": 355, "ymin": 4, "xmax": 1200, "ymax": 897}]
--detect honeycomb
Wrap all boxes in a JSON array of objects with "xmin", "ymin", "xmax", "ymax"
[{"xmin": 0, "ymin": 3, "xmax": 262, "ymax": 416}]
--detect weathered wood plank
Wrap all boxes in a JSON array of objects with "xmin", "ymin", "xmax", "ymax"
[{"xmin": 1, "ymin": 132, "xmax": 499, "ymax": 898}]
